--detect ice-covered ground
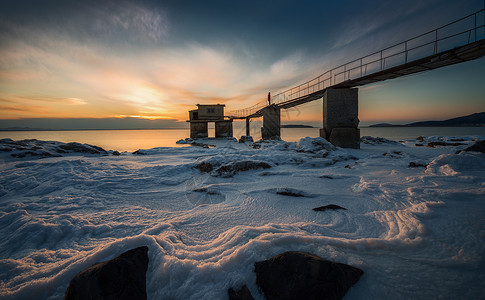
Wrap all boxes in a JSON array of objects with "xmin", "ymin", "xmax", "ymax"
[{"xmin": 0, "ymin": 136, "xmax": 484, "ymax": 299}]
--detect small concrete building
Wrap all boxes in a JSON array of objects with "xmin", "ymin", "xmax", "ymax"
[{"xmin": 187, "ymin": 104, "xmax": 233, "ymax": 139}]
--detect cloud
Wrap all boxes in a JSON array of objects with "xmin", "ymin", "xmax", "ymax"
[
  {"xmin": 66, "ymin": 98, "xmax": 88, "ymax": 105},
  {"xmin": 85, "ymin": 1, "xmax": 170, "ymax": 43}
]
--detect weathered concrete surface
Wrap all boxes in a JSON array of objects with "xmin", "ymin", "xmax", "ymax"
[
  {"xmin": 261, "ymin": 105, "xmax": 280, "ymax": 140},
  {"xmin": 215, "ymin": 120, "xmax": 233, "ymax": 138},
  {"xmin": 190, "ymin": 122, "xmax": 208, "ymax": 139},
  {"xmin": 321, "ymin": 88, "xmax": 360, "ymax": 149},
  {"xmin": 328, "ymin": 128, "xmax": 360, "ymax": 149}
]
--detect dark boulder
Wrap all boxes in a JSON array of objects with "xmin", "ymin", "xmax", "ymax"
[
  {"xmin": 457, "ymin": 140, "xmax": 485, "ymax": 154},
  {"xmin": 276, "ymin": 188, "xmax": 307, "ymax": 197},
  {"xmin": 228, "ymin": 285, "xmax": 255, "ymax": 300},
  {"xmin": 408, "ymin": 162, "xmax": 427, "ymax": 168},
  {"xmin": 239, "ymin": 136, "xmax": 254, "ymax": 143},
  {"xmin": 426, "ymin": 141, "xmax": 465, "ymax": 147},
  {"xmin": 196, "ymin": 161, "xmax": 214, "ymax": 173},
  {"xmin": 59, "ymin": 142, "xmax": 107, "ymax": 154},
  {"xmin": 313, "ymin": 204, "xmax": 346, "ymax": 212},
  {"xmin": 214, "ymin": 161, "xmax": 271, "ymax": 177},
  {"xmin": 64, "ymin": 246, "xmax": 149, "ymax": 300},
  {"xmin": 254, "ymin": 251, "xmax": 363, "ymax": 300},
  {"xmin": 132, "ymin": 150, "xmax": 147, "ymax": 155}
]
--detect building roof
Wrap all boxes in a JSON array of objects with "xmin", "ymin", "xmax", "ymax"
[{"xmin": 196, "ymin": 104, "xmax": 225, "ymax": 107}]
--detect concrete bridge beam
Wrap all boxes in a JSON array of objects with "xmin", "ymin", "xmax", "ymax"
[
  {"xmin": 261, "ymin": 105, "xmax": 281, "ymax": 140},
  {"xmin": 320, "ymin": 88, "xmax": 360, "ymax": 149}
]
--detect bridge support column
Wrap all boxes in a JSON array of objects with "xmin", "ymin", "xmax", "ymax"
[
  {"xmin": 215, "ymin": 120, "xmax": 233, "ymax": 138},
  {"xmin": 246, "ymin": 118, "xmax": 250, "ymax": 136},
  {"xmin": 190, "ymin": 121, "xmax": 208, "ymax": 139},
  {"xmin": 320, "ymin": 88, "xmax": 360, "ymax": 149},
  {"xmin": 261, "ymin": 105, "xmax": 280, "ymax": 140}
]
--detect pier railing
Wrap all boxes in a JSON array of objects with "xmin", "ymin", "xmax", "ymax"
[{"xmin": 228, "ymin": 8, "xmax": 485, "ymax": 119}]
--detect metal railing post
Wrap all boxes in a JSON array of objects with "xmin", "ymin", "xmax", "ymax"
[
  {"xmin": 405, "ymin": 41, "xmax": 408, "ymax": 63},
  {"xmin": 360, "ymin": 58, "xmax": 363, "ymax": 77},
  {"xmin": 435, "ymin": 29, "xmax": 438, "ymax": 54},
  {"xmin": 475, "ymin": 12, "xmax": 477, "ymax": 41}
]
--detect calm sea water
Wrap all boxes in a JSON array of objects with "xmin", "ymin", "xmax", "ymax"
[{"xmin": 1, "ymin": 127, "xmax": 484, "ymax": 152}]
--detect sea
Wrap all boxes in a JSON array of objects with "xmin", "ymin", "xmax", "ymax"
[{"xmin": 1, "ymin": 125, "xmax": 484, "ymax": 152}]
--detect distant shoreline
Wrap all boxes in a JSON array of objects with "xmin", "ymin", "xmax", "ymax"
[
  {"xmin": 366, "ymin": 124, "xmax": 485, "ymax": 128},
  {"xmin": 281, "ymin": 125, "xmax": 315, "ymax": 128},
  {"xmin": 369, "ymin": 112, "xmax": 485, "ymax": 128},
  {"xmin": 0, "ymin": 128, "xmax": 188, "ymax": 132}
]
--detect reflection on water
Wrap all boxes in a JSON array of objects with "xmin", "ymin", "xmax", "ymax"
[
  {"xmin": 1, "ymin": 126, "xmax": 484, "ymax": 152},
  {"xmin": 0, "ymin": 129, "xmax": 190, "ymax": 152}
]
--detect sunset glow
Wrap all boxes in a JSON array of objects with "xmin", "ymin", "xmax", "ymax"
[{"xmin": 1, "ymin": 0, "xmax": 484, "ymax": 129}]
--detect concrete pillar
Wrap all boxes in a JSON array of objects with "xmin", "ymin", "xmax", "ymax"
[
  {"xmin": 215, "ymin": 120, "xmax": 233, "ymax": 138},
  {"xmin": 261, "ymin": 105, "xmax": 280, "ymax": 140},
  {"xmin": 190, "ymin": 122, "xmax": 208, "ymax": 139},
  {"xmin": 245, "ymin": 118, "xmax": 250, "ymax": 136},
  {"xmin": 320, "ymin": 88, "xmax": 360, "ymax": 149}
]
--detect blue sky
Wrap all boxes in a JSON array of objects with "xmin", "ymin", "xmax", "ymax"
[{"xmin": 0, "ymin": 0, "xmax": 484, "ymax": 128}]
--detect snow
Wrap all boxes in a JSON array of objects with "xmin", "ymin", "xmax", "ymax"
[{"xmin": 0, "ymin": 136, "xmax": 484, "ymax": 299}]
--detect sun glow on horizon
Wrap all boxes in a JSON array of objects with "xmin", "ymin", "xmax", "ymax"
[{"xmin": 0, "ymin": 0, "xmax": 484, "ymax": 128}]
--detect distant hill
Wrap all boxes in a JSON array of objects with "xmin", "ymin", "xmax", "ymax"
[
  {"xmin": 281, "ymin": 124, "xmax": 315, "ymax": 128},
  {"xmin": 369, "ymin": 112, "xmax": 485, "ymax": 127}
]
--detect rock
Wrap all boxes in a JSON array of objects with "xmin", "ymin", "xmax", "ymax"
[
  {"xmin": 254, "ymin": 251, "xmax": 363, "ymax": 300},
  {"xmin": 408, "ymin": 162, "xmax": 427, "ymax": 168},
  {"xmin": 214, "ymin": 160, "xmax": 271, "ymax": 177},
  {"xmin": 382, "ymin": 151, "xmax": 403, "ymax": 158},
  {"xmin": 112, "ymin": 151, "xmax": 120, "ymax": 156},
  {"xmin": 64, "ymin": 246, "xmax": 149, "ymax": 300},
  {"xmin": 59, "ymin": 142, "xmax": 107, "ymax": 154},
  {"xmin": 313, "ymin": 204, "xmax": 346, "ymax": 212},
  {"xmin": 196, "ymin": 162, "xmax": 214, "ymax": 173},
  {"xmin": 360, "ymin": 136, "xmax": 400, "ymax": 145},
  {"xmin": 276, "ymin": 188, "xmax": 306, "ymax": 197},
  {"xmin": 239, "ymin": 136, "xmax": 254, "ymax": 143},
  {"xmin": 458, "ymin": 140, "xmax": 485, "ymax": 154},
  {"xmin": 132, "ymin": 150, "xmax": 146, "ymax": 155},
  {"xmin": 426, "ymin": 141, "xmax": 465, "ymax": 147},
  {"xmin": 298, "ymin": 137, "xmax": 336, "ymax": 152},
  {"xmin": 228, "ymin": 285, "xmax": 255, "ymax": 300}
]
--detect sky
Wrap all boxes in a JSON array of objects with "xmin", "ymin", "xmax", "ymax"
[{"xmin": 0, "ymin": 0, "xmax": 484, "ymax": 129}]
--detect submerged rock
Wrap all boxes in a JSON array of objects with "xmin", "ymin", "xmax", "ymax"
[
  {"xmin": 228, "ymin": 285, "xmax": 255, "ymax": 300},
  {"xmin": 254, "ymin": 251, "xmax": 363, "ymax": 300},
  {"xmin": 64, "ymin": 246, "xmax": 149, "ymax": 300},
  {"xmin": 313, "ymin": 204, "xmax": 346, "ymax": 211}
]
